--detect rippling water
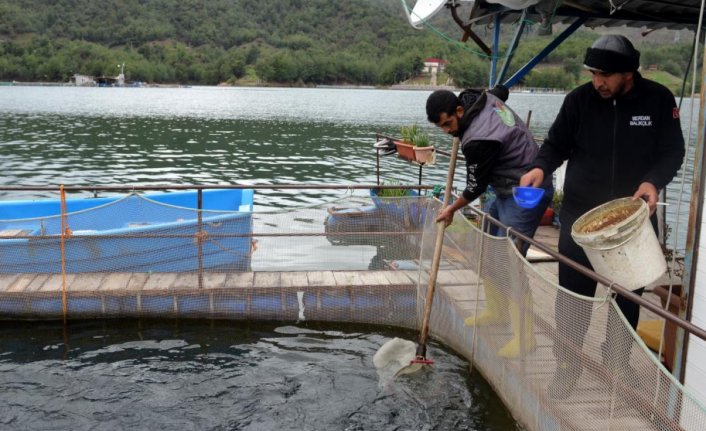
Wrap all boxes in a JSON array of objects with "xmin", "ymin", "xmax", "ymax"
[
  {"xmin": 0, "ymin": 320, "xmax": 518, "ymax": 431},
  {"xmin": 0, "ymin": 85, "xmax": 699, "ymax": 429},
  {"xmin": 0, "ymin": 86, "xmax": 566, "ymax": 209},
  {"xmin": 0, "ymin": 86, "xmax": 696, "ymax": 252}
]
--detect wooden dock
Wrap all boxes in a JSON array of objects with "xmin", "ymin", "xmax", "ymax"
[{"xmin": 0, "ymin": 225, "xmax": 684, "ymax": 430}]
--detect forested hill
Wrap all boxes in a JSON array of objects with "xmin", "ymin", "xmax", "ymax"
[
  {"xmin": 0, "ymin": 0, "xmax": 462, "ymax": 85},
  {"xmin": 0, "ymin": 0, "xmax": 694, "ymax": 90},
  {"xmin": 2, "ymin": 0, "xmax": 409, "ymax": 50}
]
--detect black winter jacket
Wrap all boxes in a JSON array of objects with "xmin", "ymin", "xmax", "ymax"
[{"xmin": 532, "ymin": 73, "xmax": 685, "ymax": 224}]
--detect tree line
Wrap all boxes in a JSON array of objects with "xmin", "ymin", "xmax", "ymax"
[{"xmin": 0, "ymin": 0, "xmax": 697, "ymax": 91}]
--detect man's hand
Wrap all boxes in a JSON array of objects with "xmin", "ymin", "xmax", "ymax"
[
  {"xmin": 519, "ymin": 168, "xmax": 545, "ymax": 188},
  {"xmin": 632, "ymin": 182, "xmax": 659, "ymax": 215},
  {"xmin": 436, "ymin": 206, "xmax": 456, "ymax": 227}
]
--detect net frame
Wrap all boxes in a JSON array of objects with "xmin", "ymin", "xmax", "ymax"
[{"xmin": 0, "ymin": 186, "xmax": 704, "ymax": 430}]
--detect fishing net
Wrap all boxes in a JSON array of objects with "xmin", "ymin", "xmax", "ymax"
[{"xmin": 0, "ymin": 189, "xmax": 704, "ymax": 430}]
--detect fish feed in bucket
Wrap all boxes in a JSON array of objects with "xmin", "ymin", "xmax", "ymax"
[{"xmin": 571, "ymin": 198, "xmax": 666, "ymax": 290}]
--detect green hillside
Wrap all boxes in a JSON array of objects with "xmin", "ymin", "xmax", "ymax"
[
  {"xmin": 0, "ymin": 0, "xmax": 462, "ymax": 84},
  {"xmin": 0, "ymin": 0, "xmax": 697, "ymax": 89}
]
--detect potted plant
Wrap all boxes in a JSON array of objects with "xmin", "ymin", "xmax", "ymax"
[
  {"xmin": 394, "ymin": 124, "xmax": 417, "ymax": 161},
  {"xmin": 394, "ymin": 124, "xmax": 434, "ymax": 164},
  {"xmin": 411, "ymin": 129, "xmax": 435, "ymax": 164}
]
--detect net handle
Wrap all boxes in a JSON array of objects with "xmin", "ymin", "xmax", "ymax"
[{"xmin": 417, "ymin": 137, "xmax": 460, "ymax": 357}]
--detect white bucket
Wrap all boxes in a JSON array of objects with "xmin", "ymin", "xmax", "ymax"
[{"xmin": 571, "ymin": 198, "xmax": 666, "ymax": 290}]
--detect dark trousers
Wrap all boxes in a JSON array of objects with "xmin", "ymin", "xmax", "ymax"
[{"xmin": 553, "ymin": 219, "xmax": 644, "ymax": 363}]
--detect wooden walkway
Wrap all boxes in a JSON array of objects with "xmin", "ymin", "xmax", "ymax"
[
  {"xmin": 0, "ymin": 225, "xmax": 684, "ymax": 430},
  {"xmin": 0, "ymin": 269, "xmax": 419, "ymax": 293}
]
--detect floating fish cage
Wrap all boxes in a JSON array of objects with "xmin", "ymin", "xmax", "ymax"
[{"xmin": 0, "ymin": 185, "xmax": 704, "ymax": 431}]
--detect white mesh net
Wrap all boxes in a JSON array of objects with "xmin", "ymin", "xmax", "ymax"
[{"xmin": 0, "ymin": 189, "xmax": 704, "ymax": 430}]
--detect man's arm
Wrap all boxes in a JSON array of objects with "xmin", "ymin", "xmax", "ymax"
[
  {"xmin": 633, "ymin": 90, "xmax": 685, "ymax": 213},
  {"xmin": 437, "ymin": 140, "xmax": 501, "ymax": 225}
]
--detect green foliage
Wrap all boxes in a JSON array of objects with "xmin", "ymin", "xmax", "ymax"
[
  {"xmin": 552, "ymin": 189, "xmax": 563, "ymax": 215},
  {"xmin": 412, "ymin": 130, "xmax": 430, "ymax": 147},
  {"xmin": 0, "ymin": 0, "xmax": 698, "ymax": 90},
  {"xmin": 0, "ymin": 0, "xmax": 448, "ymax": 85},
  {"xmin": 375, "ymin": 181, "xmax": 409, "ymax": 197},
  {"xmin": 400, "ymin": 123, "xmax": 431, "ymax": 147},
  {"xmin": 444, "ymin": 53, "xmax": 488, "ymax": 87},
  {"xmin": 400, "ymin": 123, "xmax": 418, "ymax": 143},
  {"xmin": 525, "ymin": 67, "xmax": 576, "ymax": 90}
]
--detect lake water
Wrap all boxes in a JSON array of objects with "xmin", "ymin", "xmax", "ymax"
[
  {"xmin": 0, "ymin": 320, "xmax": 518, "ymax": 430},
  {"xmin": 0, "ymin": 85, "xmax": 698, "ymax": 430},
  {"xmin": 0, "ymin": 86, "xmax": 695, "ymax": 254}
]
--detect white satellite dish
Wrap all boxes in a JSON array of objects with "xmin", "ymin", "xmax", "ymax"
[
  {"xmin": 405, "ymin": 1, "xmax": 475, "ymax": 29},
  {"xmin": 486, "ymin": 0, "xmax": 540, "ymax": 10}
]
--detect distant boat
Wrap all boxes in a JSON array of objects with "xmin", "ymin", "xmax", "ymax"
[{"xmin": 0, "ymin": 189, "xmax": 254, "ymax": 273}]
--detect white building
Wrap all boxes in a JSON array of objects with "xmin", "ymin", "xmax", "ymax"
[{"xmin": 71, "ymin": 74, "xmax": 96, "ymax": 86}]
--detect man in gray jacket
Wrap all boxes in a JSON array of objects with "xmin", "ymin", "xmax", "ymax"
[{"xmin": 427, "ymin": 87, "xmax": 553, "ymax": 358}]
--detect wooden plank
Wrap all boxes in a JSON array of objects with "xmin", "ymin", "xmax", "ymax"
[
  {"xmin": 25, "ymin": 275, "xmax": 51, "ymax": 292},
  {"xmin": 203, "ymin": 272, "xmax": 227, "ymax": 289},
  {"xmin": 224, "ymin": 272, "xmax": 254, "ymax": 289},
  {"xmin": 436, "ymin": 270, "xmax": 465, "ymax": 285},
  {"xmin": 0, "ymin": 274, "xmax": 21, "ymax": 292},
  {"xmin": 0, "ymin": 229, "xmax": 32, "ymax": 237},
  {"xmin": 441, "ymin": 284, "xmax": 480, "ymax": 302},
  {"xmin": 126, "ymin": 273, "xmax": 149, "ymax": 290},
  {"xmin": 143, "ymin": 273, "xmax": 178, "ymax": 290},
  {"xmin": 70, "ymin": 273, "xmax": 106, "ymax": 291},
  {"xmin": 101, "ymin": 273, "xmax": 134, "ymax": 291},
  {"xmin": 171, "ymin": 273, "xmax": 198, "ymax": 290},
  {"xmin": 254, "ymin": 272, "xmax": 281, "ymax": 288},
  {"xmin": 382, "ymin": 270, "xmax": 416, "ymax": 285},
  {"xmin": 448, "ymin": 269, "xmax": 478, "ymax": 284},
  {"xmin": 307, "ymin": 271, "xmax": 336, "ymax": 286},
  {"xmin": 279, "ymin": 271, "xmax": 309, "ymax": 288},
  {"xmin": 39, "ymin": 274, "xmax": 76, "ymax": 292},
  {"xmin": 333, "ymin": 271, "xmax": 366, "ymax": 286},
  {"xmin": 357, "ymin": 271, "xmax": 392, "ymax": 287},
  {"xmin": 5, "ymin": 274, "xmax": 38, "ymax": 292}
]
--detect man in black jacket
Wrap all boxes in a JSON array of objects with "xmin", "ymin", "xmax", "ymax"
[{"xmin": 520, "ymin": 35, "xmax": 685, "ymax": 398}]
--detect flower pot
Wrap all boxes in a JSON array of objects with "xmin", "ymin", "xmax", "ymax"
[
  {"xmin": 413, "ymin": 146, "xmax": 435, "ymax": 164},
  {"xmin": 394, "ymin": 140, "xmax": 415, "ymax": 162}
]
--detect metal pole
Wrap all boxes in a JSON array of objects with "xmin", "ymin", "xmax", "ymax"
[
  {"xmin": 496, "ymin": 9, "xmax": 527, "ymax": 85},
  {"xmin": 489, "ymin": 14, "xmax": 501, "ymax": 87},
  {"xmin": 677, "ymin": 29, "xmax": 706, "ymax": 383},
  {"xmin": 0, "ymin": 184, "xmax": 435, "ymax": 192},
  {"xmin": 504, "ymin": 17, "xmax": 587, "ymax": 89},
  {"xmin": 197, "ymin": 188, "xmax": 203, "ymax": 290}
]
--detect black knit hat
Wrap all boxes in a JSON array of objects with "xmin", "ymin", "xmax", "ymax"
[{"xmin": 584, "ymin": 35, "xmax": 640, "ymax": 73}]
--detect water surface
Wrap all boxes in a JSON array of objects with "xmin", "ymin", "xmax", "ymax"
[{"xmin": 0, "ymin": 320, "xmax": 519, "ymax": 431}]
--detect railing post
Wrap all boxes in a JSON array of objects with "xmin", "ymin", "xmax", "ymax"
[{"xmin": 197, "ymin": 188, "xmax": 203, "ymax": 290}]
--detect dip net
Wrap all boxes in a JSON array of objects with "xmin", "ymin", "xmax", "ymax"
[{"xmin": 0, "ymin": 189, "xmax": 704, "ymax": 431}]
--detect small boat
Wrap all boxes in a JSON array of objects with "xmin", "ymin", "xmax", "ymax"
[{"xmin": 0, "ymin": 189, "xmax": 254, "ymax": 273}]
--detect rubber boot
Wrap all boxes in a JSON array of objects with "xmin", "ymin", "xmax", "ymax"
[
  {"xmin": 464, "ymin": 281, "xmax": 509, "ymax": 327},
  {"xmin": 497, "ymin": 297, "xmax": 536, "ymax": 359}
]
